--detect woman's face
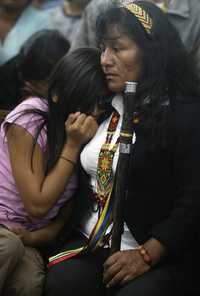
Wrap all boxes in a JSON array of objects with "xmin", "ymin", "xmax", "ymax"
[{"xmin": 100, "ymin": 27, "xmax": 143, "ymax": 93}]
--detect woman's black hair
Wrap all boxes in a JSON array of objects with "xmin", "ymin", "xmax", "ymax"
[
  {"xmin": 96, "ymin": 1, "xmax": 200, "ymax": 144},
  {"xmin": 17, "ymin": 29, "xmax": 70, "ymax": 97}
]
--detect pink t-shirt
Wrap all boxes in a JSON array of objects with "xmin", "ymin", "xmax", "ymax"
[{"xmin": 0, "ymin": 97, "xmax": 77, "ymax": 230}]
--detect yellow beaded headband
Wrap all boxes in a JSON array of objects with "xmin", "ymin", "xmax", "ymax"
[{"xmin": 118, "ymin": 0, "xmax": 153, "ymax": 34}]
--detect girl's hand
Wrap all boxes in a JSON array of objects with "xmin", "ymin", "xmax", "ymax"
[
  {"xmin": 65, "ymin": 112, "xmax": 98, "ymax": 148},
  {"xmin": 10, "ymin": 201, "xmax": 74, "ymax": 247},
  {"xmin": 11, "ymin": 227, "xmax": 34, "ymax": 246}
]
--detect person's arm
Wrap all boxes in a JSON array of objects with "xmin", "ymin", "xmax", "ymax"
[
  {"xmin": 71, "ymin": 0, "xmax": 111, "ymax": 50},
  {"xmin": 7, "ymin": 112, "xmax": 98, "ymax": 219},
  {"xmin": 103, "ymin": 101, "xmax": 200, "ymax": 287},
  {"xmin": 149, "ymin": 101, "xmax": 200, "ymax": 255},
  {"xmin": 103, "ymin": 237, "xmax": 166, "ymax": 287},
  {"xmin": 12, "ymin": 199, "xmax": 74, "ymax": 247}
]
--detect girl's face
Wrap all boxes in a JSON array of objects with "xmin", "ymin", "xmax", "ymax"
[{"xmin": 100, "ymin": 27, "xmax": 143, "ymax": 93}]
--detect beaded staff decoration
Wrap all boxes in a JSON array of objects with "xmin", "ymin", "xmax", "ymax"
[{"xmin": 95, "ymin": 110, "xmax": 120, "ymax": 213}]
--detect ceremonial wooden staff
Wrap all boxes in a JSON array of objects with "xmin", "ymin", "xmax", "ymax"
[{"xmin": 110, "ymin": 81, "xmax": 137, "ymax": 254}]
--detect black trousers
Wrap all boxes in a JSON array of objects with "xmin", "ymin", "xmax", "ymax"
[{"xmin": 44, "ymin": 233, "xmax": 197, "ymax": 296}]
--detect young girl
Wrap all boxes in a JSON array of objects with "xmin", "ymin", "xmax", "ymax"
[{"xmin": 0, "ymin": 47, "xmax": 111, "ymax": 296}]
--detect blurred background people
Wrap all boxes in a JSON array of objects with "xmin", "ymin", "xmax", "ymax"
[
  {"xmin": 33, "ymin": 0, "xmax": 64, "ymax": 10},
  {"xmin": 16, "ymin": 29, "xmax": 70, "ymax": 101},
  {"xmin": 50, "ymin": 0, "xmax": 91, "ymax": 45},
  {"xmin": 0, "ymin": 0, "xmax": 52, "ymax": 66},
  {"xmin": 0, "ymin": 29, "xmax": 70, "ymax": 110},
  {"xmin": 71, "ymin": 0, "xmax": 110, "ymax": 49},
  {"xmin": 71, "ymin": 0, "xmax": 200, "ymax": 54}
]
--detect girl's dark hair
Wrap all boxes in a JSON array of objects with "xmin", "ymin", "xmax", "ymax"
[
  {"xmin": 17, "ymin": 29, "xmax": 70, "ymax": 97},
  {"xmin": 96, "ymin": 1, "xmax": 200, "ymax": 144},
  {"xmin": 42, "ymin": 47, "xmax": 111, "ymax": 170},
  {"xmin": 10, "ymin": 47, "xmax": 111, "ymax": 172}
]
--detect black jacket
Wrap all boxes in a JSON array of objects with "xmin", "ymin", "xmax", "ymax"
[{"xmin": 74, "ymin": 97, "xmax": 200, "ymax": 258}]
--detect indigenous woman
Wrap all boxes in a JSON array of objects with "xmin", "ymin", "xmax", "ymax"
[{"xmin": 45, "ymin": 1, "xmax": 200, "ymax": 296}]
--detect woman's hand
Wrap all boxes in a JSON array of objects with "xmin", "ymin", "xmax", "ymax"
[
  {"xmin": 65, "ymin": 112, "xmax": 98, "ymax": 148},
  {"xmin": 103, "ymin": 250, "xmax": 150, "ymax": 287}
]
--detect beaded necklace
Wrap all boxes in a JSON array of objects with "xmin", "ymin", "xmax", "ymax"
[
  {"xmin": 94, "ymin": 110, "xmax": 120, "ymax": 214},
  {"xmin": 48, "ymin": 110, "xmax": 121, "ymax": 267}
]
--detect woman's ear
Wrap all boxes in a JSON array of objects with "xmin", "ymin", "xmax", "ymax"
[{"xmin": 52, "ymin": 95, "xmax": 59, "ymax": 103}]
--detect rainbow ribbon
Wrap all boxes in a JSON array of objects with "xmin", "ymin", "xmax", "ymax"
[{"xmin": 48, "ymin": 192, "xmax": 113, "ymax": 267}]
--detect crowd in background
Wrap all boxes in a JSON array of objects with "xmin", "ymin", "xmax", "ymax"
[
  {"xmin": 0, "ymin": 0, "xmax": 90, "ymax": 110},
  {"xmin": 0, "ymin": 0, "xmax": 200, "ymax": 110}
]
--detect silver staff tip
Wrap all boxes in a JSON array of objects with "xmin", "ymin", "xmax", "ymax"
[{"xmin": 124, "ymin": 81, "xmax": 137, "ymax": 93}]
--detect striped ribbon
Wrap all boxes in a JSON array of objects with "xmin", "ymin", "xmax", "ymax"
[
  {"xmin": 48, "ymin": 190, "xmax": 113, "ymax": 267},
  {"xmin": 48, "ymin": 111, "xmax": 120, "ymax": 268}
]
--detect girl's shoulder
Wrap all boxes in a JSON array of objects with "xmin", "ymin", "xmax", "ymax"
[
  {"xmin": 4, "ymin": 97, "xmax": 47, "ymax": 124},
  {"xmin": 9, "ymin": 97, "xmax": 48, "ymax": 115},
  {"xmin": 1, "ymin": 97, "xmax": 48, "ymax": 149}
]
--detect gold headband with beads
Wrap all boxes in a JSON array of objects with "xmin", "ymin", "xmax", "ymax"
[{"xmin": 117, "ymin": 0, "xmax": 153, "ymax": 34}]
